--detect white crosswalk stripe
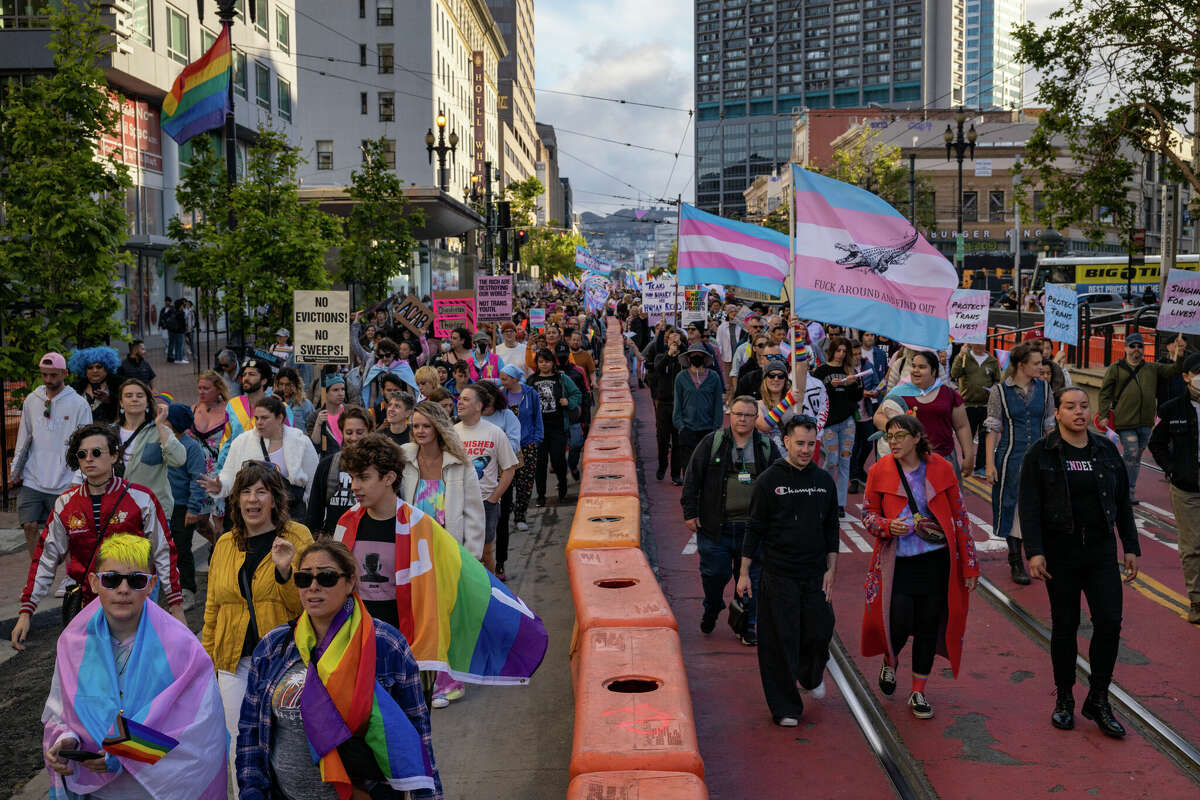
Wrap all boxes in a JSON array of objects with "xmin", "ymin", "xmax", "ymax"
[
  {"xmin": 1134, "ymin": 517, "xmax": 1178, "ymax": 552},
  {"xmin": 1138, "ymin": 501, "xmax": 1176, "ymax": 523},
  {"xmin": 681, "ymin": 533, "xmax": 697, "ymax": 556}
]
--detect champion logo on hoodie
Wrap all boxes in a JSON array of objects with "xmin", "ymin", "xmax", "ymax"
[{"xmin": 774, "ymin": 485, "xmax": 826, "ymax": 496}]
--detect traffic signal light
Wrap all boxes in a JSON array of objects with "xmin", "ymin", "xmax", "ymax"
[{"xmin": 514, "ymin": 229, "xmax": 527, "ymax": 262}]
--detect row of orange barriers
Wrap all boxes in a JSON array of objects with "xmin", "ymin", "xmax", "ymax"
[{"xmin": 564, "ymin": 317, "xmax": 709, "ymax": 799}]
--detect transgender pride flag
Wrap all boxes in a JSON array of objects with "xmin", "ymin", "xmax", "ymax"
[
  {"xmin": 791, "ymin": 165, "xmax": 958, "ymax": 350},
  {"xmin": 678, "ymin": 203, "xmax": 789, "ymax": 296}
]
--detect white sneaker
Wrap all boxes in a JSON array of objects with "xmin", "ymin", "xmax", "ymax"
[
  {"xmin": 177, "ymin": 359, "xmax": 189, "ymax": 364},
  {"xmin": 517, "ymin": 521, "xmax": 529, "ymax": 532},
  {"xmin": 812, "ymin": 680, "xmax": 826, "ymax": 700},
  {"xmin": 182, "ymin": 589, "xmax": 196, "ymax": 611},
  {"xmin": 431, "ymin": 694, "xmax": 449, "ymax": 709},
  {"xmin": 54, "ymin": 576, "xmax": 76, "ymax": 598},
  {"xmin": 775, "ymin": 716, "xmax": 799, "ymax": 727}
]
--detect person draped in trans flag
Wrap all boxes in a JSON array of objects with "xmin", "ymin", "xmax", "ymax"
[{"xmin": 42, "ymin": 534, "xmax": 227, "ymax": 799}]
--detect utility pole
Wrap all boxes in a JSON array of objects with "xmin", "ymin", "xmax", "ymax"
[
  {"xmin": 908, "ymin": 152, "xmax": 917, "ymax": 227},
  {"xmin": 484, "ymin": 160, "xmax": 494, "ymax": 276},
  {"xmin": 1012, "ymin": 173, "xmax": 1022, "ymax": 331},
  {"xmin": 1161, "ymin": 183, "xmax": 1177, "ymax": 296}
]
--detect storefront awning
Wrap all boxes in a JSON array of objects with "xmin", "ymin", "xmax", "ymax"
[{"xmin": 297, "ymin": 186, "xmax": 484, "ymax": 239}]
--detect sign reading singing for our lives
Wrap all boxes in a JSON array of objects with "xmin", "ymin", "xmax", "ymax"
[
  {"xmin": 1158, "ymin": 268, "xmax": 1200, "ymax": 334},
  {"xmin": 293, "ymin": 290, "xmax": 350, "ymax": 364},
  {"xmin": 1042, "ymin": 283, "xmax": 1078, "ymax": 345},
  {"xmin": 475, "ymin": 275, "xmax": 514, "ymax": 321},
  {"xmin": 947, "ymin": 289, "xmax": 990, "ymax": 344}
]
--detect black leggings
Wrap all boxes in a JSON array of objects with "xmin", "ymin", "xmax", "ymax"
[
  {"xmin": 496, "ymin": 482, "xmax": 515, "ymax": 566},
  {"xmin": 536, "ymin": 422, "xmax": 568, "ymax": 500},
  {"xmin": 1045, "ymin": 544, "xmax": 1122, "ymax": 692},
  {"xmin": 888, "ymin": 549, "xmax": 950, "ymax": 676},
  {"xmin": 654, "ymin": 401, "xmax": 679, "ymax": 477}
]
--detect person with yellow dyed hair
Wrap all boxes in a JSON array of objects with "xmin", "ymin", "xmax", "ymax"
[{"xmin": 41, "ymin": 533, "xmax": 229, "ymax": 798}]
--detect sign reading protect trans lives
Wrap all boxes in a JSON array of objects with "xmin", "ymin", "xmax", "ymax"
[{"xmin": 293, "ymin": 290, "xmax": 350, "ymax": 364}]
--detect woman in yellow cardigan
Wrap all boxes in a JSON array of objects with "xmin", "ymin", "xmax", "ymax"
[{"xmin": 200, "ymin": 461, "xmax": 313, "ymax": 776}]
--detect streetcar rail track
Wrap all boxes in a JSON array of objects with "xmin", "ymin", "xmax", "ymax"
[
  {"xmin": 828, "ymin": 634, "xmax": 938, "ymax": 800},
  {"xmin": 976, "ymin": 575, "xmax": 1200, "ymax": 785}
]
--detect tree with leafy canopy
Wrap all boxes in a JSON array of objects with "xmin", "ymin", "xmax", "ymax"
[
  {"xmin": 523, "ymin": 225, "xmax": 587, "ymax": 279},
  {"xmin": 167, "ymin": 125, "xmax": 342, "ymax": 343},
  {"xmin": 505, "ymin": 176, "xmax": 545, "ymax": 226},
  {"xmin": 1013, "ymin": 2, "xmax": 1200, "ymax": 239},
  {"xmin": 824, "ymin": 128, "xmax": 935, "ymax": 229},
  {"xmin": 338, "ymin": 137, "xmax": 425, "ymax": 306},
  {"xmin": 0, "ymin": 1, "xmax": 131, "ymax": 393}
]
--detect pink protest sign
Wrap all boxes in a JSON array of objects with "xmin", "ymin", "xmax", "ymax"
[{"xmin": 432, "ymin": 290, "xmax": 476, "ymax": 337}]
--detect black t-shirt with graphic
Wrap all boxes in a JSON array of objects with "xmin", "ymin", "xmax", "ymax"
[
  {"xmin": 1061, "ymin": 441, "xmax": 1109, "ymax": 541},
  {"xmin": 353, "ymin": 514, "xmax": 399, "ymax": 628}
]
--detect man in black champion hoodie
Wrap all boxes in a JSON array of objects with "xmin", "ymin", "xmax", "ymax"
[{"xmin": 738, "ymin": 415, "xmax": 839, "ymax": 726}]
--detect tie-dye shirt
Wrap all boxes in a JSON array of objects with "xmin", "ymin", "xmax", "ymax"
[{"xmin": 415, "ymin": 478, "xmax": 447, "ymax": 526}]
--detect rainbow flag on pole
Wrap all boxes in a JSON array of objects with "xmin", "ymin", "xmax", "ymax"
[{"xmin": 161, "ymin": 26, "xmax": 231, "ymax": 144}]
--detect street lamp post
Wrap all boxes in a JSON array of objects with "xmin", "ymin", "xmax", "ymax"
[
  {"xmin": 944, "ymin": 107, "xmax": 977, "ymax": 278},
  {"xmin": 425, "ymin": 111, "xmax": 459, "ymax": 193}
]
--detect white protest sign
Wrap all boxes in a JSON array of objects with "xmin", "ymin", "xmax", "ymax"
[
  {"xmin": 643, "ymin": 278, "xmax": 677, "ymax": 317},
  {"xmin": 1042, "ymin": 283, "xmax": 1078, "ymax": 345},
  {"xmin": 475, "ymin": 275, "xmax": 514, "ymax": 321},
  {"xmin": 293, "ymin": 290, "xmax": 350, "ymax": 364},
  {"xmin": 1158, "ymin": 268, "xmax": 1200, "ymax": 334},
  {"xmin": 948, "ymin": 289, "xmax": 990, "ymax": 344}
]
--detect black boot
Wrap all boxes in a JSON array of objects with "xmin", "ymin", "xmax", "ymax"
[
  {"xmin": 1081, "ymin": 690, "xmax": 1126, "ymax": 738},
  {"xmin": 1051, "ymin": 687, "xmax": 1074, "ymax": 730},
  {"xmin": 1009, "ymin": 552, "xmax": 1031, "ymax": 585}
]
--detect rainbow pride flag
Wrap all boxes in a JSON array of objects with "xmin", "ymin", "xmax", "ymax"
[
  {"xmin": 335, "ymin": 499, "xmax": 548, "ymax": 684},
  {"xmin": 102, "ymin": 715, "xmax": 178, "ymax": 765},
  {"xmin": 766, "ymin": 390, "xmax": 796, "ymax": 426},
  {"xmin": 161, "ymin": 26, "xmax": 231, "ymax": 145}
]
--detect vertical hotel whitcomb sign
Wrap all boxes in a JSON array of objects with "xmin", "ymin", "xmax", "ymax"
[{"xmin": 472, "ymin": 51, "xmax": 485, "ymax": 179}]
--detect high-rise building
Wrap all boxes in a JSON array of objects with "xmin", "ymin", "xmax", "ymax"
[
  {"xmin": 964, "ymin": 0, "xmax": 1023, "ymax": 110},
  {"xmin": 486, "ymin": 0, "xmax": 537, "ymax": 186},
  {"xmin": 534, "ymin": 122, "xmax": 563, "ymax": 225},
  {"xmin": 694, "ymin": 0, "xmax": 971, "ymax": 217}
]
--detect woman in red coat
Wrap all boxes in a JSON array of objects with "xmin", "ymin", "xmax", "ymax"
[{"xmin": 861, "ymin": 414, "xmax": 979, "ymax": 719}]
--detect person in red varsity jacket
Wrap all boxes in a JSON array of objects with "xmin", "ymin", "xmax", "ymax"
[{"xmin": 11, "ymin": 424, "xmax": 182, "ymax": 650}]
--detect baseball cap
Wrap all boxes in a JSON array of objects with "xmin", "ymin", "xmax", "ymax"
[
  {"xmin": 39, "ymin": 352, "xmax": 66, "ymax": 371},
  {"xmin": 1124, "ymin": 332, "xmax": 1145, "ymax": 347},
  {"xmin": 473, "ymin": 330, "xmax": 491, "ymax": 344},
  {"xmin": 275, "ymin": 328, "xmax": 290, "ymax": 338}
]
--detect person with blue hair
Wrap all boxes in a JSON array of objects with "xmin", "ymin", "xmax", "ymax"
[{"xmin": 69, "ymin": 346, "xmax": 123, "ymax": 425}]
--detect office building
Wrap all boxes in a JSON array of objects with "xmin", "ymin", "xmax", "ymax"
[
  {"xmin": 534, "ymin": 121, "xmax": 563, "ymax": 225},
  {"xmin": 486, "ymin": 0, "xmax": 537, "ymax": 186},
  {"xmin": 695, "ymin": 0, "xmax": 972, "ymax": 218},
  {"xmin": 964, "ymin": 0, "xmax": 1024, "ymax": 110}
]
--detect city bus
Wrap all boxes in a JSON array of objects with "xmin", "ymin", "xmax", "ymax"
[{"xmin": 1032, "ymin": 254, "xmax": 1199, "ymax": 297}]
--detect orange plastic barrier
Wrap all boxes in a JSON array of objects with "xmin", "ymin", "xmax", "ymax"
[
  {"xmin": 595, "ymin": 401, "xmax": 635, "ymax": 421},
  {"xmin": 566, "ymin": 495, "xmax": 640, "ymax": 551},
  {"xmin": 570, "ymin": 627, "xmax": 704, "ymax": 779},
  {"xmin": 590, "ymin": 416, "xmax": 632, "ymax": 439},
  {"xmin": 582, "ymin": 436, "xmax": 635, "ymax": 466},
  {"xmin": 568, "ymin": 547, "xmax": 677, "ymax": 632},
  {"xmin": 568, "ymin": 772, "xmax": 709, "ymax": 799},
  {"xmin": 599, "ymin": 375, "xmax": 630, "ymax": 389},
  {"xmin": 580, "ymin": 459, "xmax": 638, "ymax": 498},
  {"xmin": 600, "ymin": 388, "xmax": 633, "ymax": 405}
]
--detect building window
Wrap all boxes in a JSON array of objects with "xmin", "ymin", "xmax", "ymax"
[
  {"xmin": 377, "ymin": 0, "xmax": 393, "ymax": 26},
  {"xmin": 360, "ymin": 92, "xmax": 368, "ymax": 114},
  {"xmin": 254, "ymin": 0, "xmax": 268, "ymax": 38},
  {"xmin": 129, "ymin": 0, "xmax": 152, "ymax": 47},
  {"xmin": 166, "ymin": 6, "xmax": 189, "ymax": 65},
  {"xmin": 378, "ymin": 92, "xmax": 394, "ymax": 121},
  {"xmin": 234, "ymin": 50, "xmax": 247, "ymax": 97},
  {"xmin": 316, "ymin": 140, "xmax": 333, "ymax": 170},
  {"xmin": 255, "ymin": 62, "xmax": 270, "ymax": 110},
  {"xmin": 381, "ymin": 138, "xmax": 396, "ymax": 168},
  {"xmin": 200, "ymin": 28, "xmax": 216, "ymax": 51},
  {"xmin": 988, "ymin": 190, "xmax": 1005, "ymax": 222},
  {"xmin": 275, "ymin": 9, "xmax": 289, "ymax": 53},
  {"xmin": 378, "ymin": 43, "xmax": 394, "ymax": 73},
  {"xmin": 359, "ymin": 44, "xmax": 367, "ymax": 66},
  {"xmin": 277, "ymin": 76, "xmax": 291, "ymax": 121},
  {"xmin": 962, "ymin": 191, "xmax": 978, "ymax": 223},
  {"xmin": 359, "ymin": 0, "xmax": 365, "ymax": 18}
]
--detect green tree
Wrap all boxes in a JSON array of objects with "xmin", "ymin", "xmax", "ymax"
[
  {"xmin": 0, "ymin": 2, "xmax": 131, "ymax": 390},
  {"xmin": 505, "ymin": 176, "xmax": 545, "ymax": 226},
  {"xmin": 168, "ymin": 125, "xmax": 341, "ymax": 342},
  {"xmin": 338, "ymin": 137, "xmax": 424, "ymax": 306},
  {"xmin": 825, "ymin": 128, "xmax": 935, "ymax": 229},
  {"xmin": 524, "ymin": 227, "xmax": 587, "ymax": 278}
]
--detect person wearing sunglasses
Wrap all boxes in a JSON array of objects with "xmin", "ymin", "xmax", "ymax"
[
  {"xmin": 41, "ymin": 534, "xmax": 228, "ymax": 799},
  {"xmin": 201, "ymin": 461, "xmax": 312, "ymax": 786},
  {"xmin": 1096, "ymin": 331, "xmax": 1188, "ymax": 502},
  {"xmin": 13, "ymin": 424, "xmax": 184, "ymax": 651},
  {"xmin": 11, "ymin": 351, "xmax": 93, "ymax": 557},
  {"xmin": 861, "ymin": 415, "xmax": 978, "ymax": 722}
]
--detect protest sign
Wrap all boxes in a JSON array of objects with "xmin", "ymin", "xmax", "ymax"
[
  {"xmin": 431, "ymin": 290, "xmax": 476, "ymax": 338},
  {"xmin": 475, "ymin": 275, "xmax": 514, "ymax": 321},
  {"xmin": 948, "ymin": 289, "xmax": 990, "ymax": 344},
  {"xmin": 1042, "ymin": 283, "xmax": 1078, "ymax": 345},
  {"xmin": 1158, "ymin": 268, "xmax": 1200, "ymax": 334},
  {"xmin": 391, "ymin": 295, "xmax": 434, "ymax": 336},
  {"xmin": 643, "ymin": 278, "xmax": 676, "ymax": 317},
  {"xmin": 293, "ymin": 290, "xmax": 350, "ymax": 364},
  {"xmin": 529, "ymin": 308, "xmax": 546, "ymax": 330}
]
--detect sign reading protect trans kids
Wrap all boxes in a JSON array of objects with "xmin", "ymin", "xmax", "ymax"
[{"xmin": 293, "ymin": 290, "xmax": 350, "ymax": 364}]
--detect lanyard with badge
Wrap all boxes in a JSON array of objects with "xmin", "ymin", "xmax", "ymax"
[{"xmin": 735, "ymin": 445, "xmax": 752, "ymax": 485}]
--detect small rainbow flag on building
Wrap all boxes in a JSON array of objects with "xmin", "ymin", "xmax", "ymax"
[
  {"xmin": 102, "ymin": 715, "xmax": 178, "ymax": 765},
  {"xmin": 161, "ymin": 26, "xmax": 231, "ymax": 145}
]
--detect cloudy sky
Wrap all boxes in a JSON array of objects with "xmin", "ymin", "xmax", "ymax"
[{"xmin": 535, "ymin": 0, "xmax": 1061, "ymax": 217}]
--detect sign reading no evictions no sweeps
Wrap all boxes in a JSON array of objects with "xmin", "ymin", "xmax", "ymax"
[
  {"xmin": 293, "ymin": 290, "xmax": 350, "ymax": 364},
  {"xmin": 1042, "ymin": 283, "xmax": 1078, "ymax": 345}
]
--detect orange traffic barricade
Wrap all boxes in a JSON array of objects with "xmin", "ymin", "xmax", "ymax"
[
  {"xmin": 580, "ymin": 459, "xmax": 638, "ymax": 498},
  {"xmin": 566, "ymin": 495, "xmax": 640, "ymax": 551},
  {"xmin": 570, "ymin": 627, "xmax": 704, "ymax": 779},
  {"xmin": 590, "ymin": 416, "xmax": 632, "ymax": 439},
  {"xmin": 582, "ymin": 436, "xmax": 635, "ymax": 467},
  {"xmin": 600, "ymin": 388, "xmax": 633, "ymax": 406},
  {"xmin": 568, "ymin": 547, "xmax": 677, "ymax": 632},
  {"xmin": 568, "ymin": 772, "xmax": 708, "ymax": 799},
  {"xmin": 595, "ymin": 401, "xmax": 635, "ymax": 421}
]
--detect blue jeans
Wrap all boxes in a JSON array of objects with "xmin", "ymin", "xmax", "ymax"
[
  {"xmin": 168, "ymin": 331, "xmax": 186, "ymax": 361},
  {"xmin": 698, "ymin": 521, "xmax": 761, "ymax": 630},
  {"xmin": 1117, "ymin": 426, "xmax": 1152, "ymax": 496},
  {"xmin": 821, "ymin": 416, "xmax": 856, "ymax": 507}
]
